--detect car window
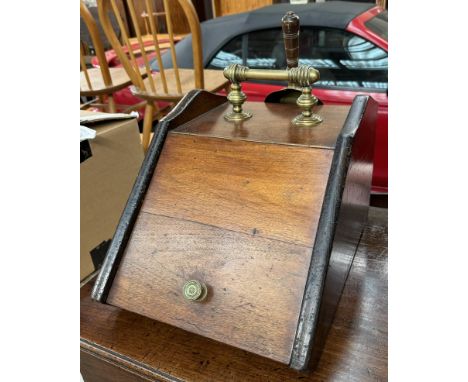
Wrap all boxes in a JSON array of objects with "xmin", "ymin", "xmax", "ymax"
[
  {"xmin": 299, "ymin": 28, "xmax": 388, "ymax": 91},
  {"xmin": 208, "ymin": 36, "xmax": 243, "ymax": 69},
  {"xmin": 207, "ymin": 27, "xmax": 387, "ymax": 92},
  {"xmin": 246, "ymin": 29, "xmax": 283, "ymax": 69}
]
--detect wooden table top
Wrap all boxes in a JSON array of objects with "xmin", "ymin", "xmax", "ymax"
[{"xmin": 81, "ymin": 207, "xmax": 388, "ymax": 381}]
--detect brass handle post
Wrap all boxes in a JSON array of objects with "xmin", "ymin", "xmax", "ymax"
[{"xmin": 293, "ymin": 86, "xmax": 323, "ymax": 126}]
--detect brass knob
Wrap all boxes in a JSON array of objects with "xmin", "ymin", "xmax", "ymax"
[{"xmin": 183, "ymin": 280, "xmax": 207, "ymax": 302}]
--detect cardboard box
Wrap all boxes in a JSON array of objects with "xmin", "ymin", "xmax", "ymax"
[{"xmin": 80, "ymin": 111, "xmax": 144, "ymax": 281}]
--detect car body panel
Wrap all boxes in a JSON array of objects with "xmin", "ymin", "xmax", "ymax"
[{"xmin": 347, "ymin": 6, "xmax": 388, "ymax": 50}]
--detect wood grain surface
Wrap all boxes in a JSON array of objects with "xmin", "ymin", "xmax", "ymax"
[
  {"xmin": 141, "ymin": 133, "xmax": 334, "ymax": 246},
  {"xmin": 81, "ymin": 351, "xmax": 149, "ymax": 382},
  {"xmin": 81, "ymin": 207, "xmax": 388, "ymax": 382},
  {"xmin": 107, "ymin": 212, "xmax": 312, "ymax": 363},
  {"xmin": 173, "ymin": 102, "xmax": 350, "ymax": 149},
  {"xmin": 91, "ymin": 90, "xmax": 228, "ymax": 303}
]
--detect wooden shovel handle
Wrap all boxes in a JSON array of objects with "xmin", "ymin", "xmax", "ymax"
[{"xmin": 282, "ymin": 11, "xmax": 300, "ymax": 68}]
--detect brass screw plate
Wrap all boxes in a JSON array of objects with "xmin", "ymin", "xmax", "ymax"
[
  {"xmin": 292, "ymin": 113, "xmax": 323, "ymax": 127},
  {"xmin": 224, "ymin": 110, "xmax": 252, "ymax": 122}
]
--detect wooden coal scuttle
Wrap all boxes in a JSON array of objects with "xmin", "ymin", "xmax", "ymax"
[{"xmin": 91, "ymin": 11, "xmax": 377, "ymax": 371}]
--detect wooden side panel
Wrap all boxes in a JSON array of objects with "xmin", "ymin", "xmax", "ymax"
[
  {"xmin": 107, "ymin": 213, "xmax": 312, "ymax": 363},
  {"xmin": 142, "ymin": 134, "xmax": 334, "ymax": 247},
  {"xmin": 290, "ymin": 95, "xmax": 378, "ymax": 370},
  {"xmin": 307, "ymin": 96, "xmax": 378, "ymax": 368}
]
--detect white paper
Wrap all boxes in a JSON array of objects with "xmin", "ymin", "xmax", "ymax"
[
  {"xmin": 79, "ymin": 111, "xmax": 139, "ymax": 125},
  {"xmin": 80, "ymin": 125, "xmax": 97, "ymax": 142}
]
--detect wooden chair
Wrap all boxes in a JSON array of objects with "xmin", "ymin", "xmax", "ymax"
[
  {"xmin": 97, "ymin": 0, "xmax": 229, "ymax": 151},
  {"xmin": 80, "ymin": 0, "xmax": 145, "ymax": 113}
]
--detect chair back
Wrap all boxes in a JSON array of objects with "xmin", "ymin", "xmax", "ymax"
[
  {"xmin": 80, "ymin": 0, "xmax": 113, "ymax": 92},
  {"xmin": 97, "ymin": 0, "xmax": 204, "ymax": 97}
]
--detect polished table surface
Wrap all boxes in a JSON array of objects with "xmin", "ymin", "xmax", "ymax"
[{"xmin": 80, "ymin": 207, "xmax": 388, "ymax": 382}]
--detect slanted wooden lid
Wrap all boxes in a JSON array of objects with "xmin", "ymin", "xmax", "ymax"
[{"xmin": 173, "ymin": 101, "xmax": 349, "ymax": 149}]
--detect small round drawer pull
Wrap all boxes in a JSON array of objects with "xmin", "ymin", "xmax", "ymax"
[{"xmin": 183, "ymin": 280, "xmax": 207, "ymax": 302}]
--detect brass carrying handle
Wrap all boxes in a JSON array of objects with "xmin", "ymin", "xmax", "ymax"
[
  {"xmin": 223, "ymin": 64, "xmax": 323, "ymax": 126},
  {"xmin": 223, "ymin": 64, "xmax": 319, "ymax": 86}
]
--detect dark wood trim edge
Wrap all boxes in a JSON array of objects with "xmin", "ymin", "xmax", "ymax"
[
  {"xmin": 91, "ymin": 90, "xmax": 227, "ymax": 302},
  {"xmin": 289, "ymin": 95, "xmax": 372, "ymax": 370},
  {"xmin": 81, "ymin": 339, "xmax": 182, "ymax": 382},
  {"xmin": 90, "ymin": 119, "xmax": 169, "ymax": 302}
]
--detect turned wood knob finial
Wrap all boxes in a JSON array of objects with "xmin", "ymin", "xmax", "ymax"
[
  {"xmin": 282, "ymin": 11, "xmax": 300, "ymax": 69},
  {"xmin": 183, "ymin": 280, "xmax": 208, "ymax": 302}
]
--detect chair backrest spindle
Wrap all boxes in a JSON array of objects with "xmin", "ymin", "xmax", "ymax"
[
  {"xmin": 80, "ymin": 1, "xmax": 113, "ymax": 89},
  {"xmin": 162, "ymin": 0, "xmax": 182, "ymax": 94},
  {"xmin": 126, "ymin": 0, "xmax": 157, "ymax": 92},
  {"xmin": 142, "ymin": 11, "xmax": 150, "ymax": 35},
  {"xmin": 176, "ymin": 0, "xmax": 204, "ymax": 89},
  {"xmin": 80, "ymin": 42, "xmax": 93, "ymax": 90},
  {"xmin": 144, "ymin": 0, "xmax": 169, "ymax": 93},
  {"xmin": 106, "ymin": 0, "xmax": 147, "ymax": 90}
]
